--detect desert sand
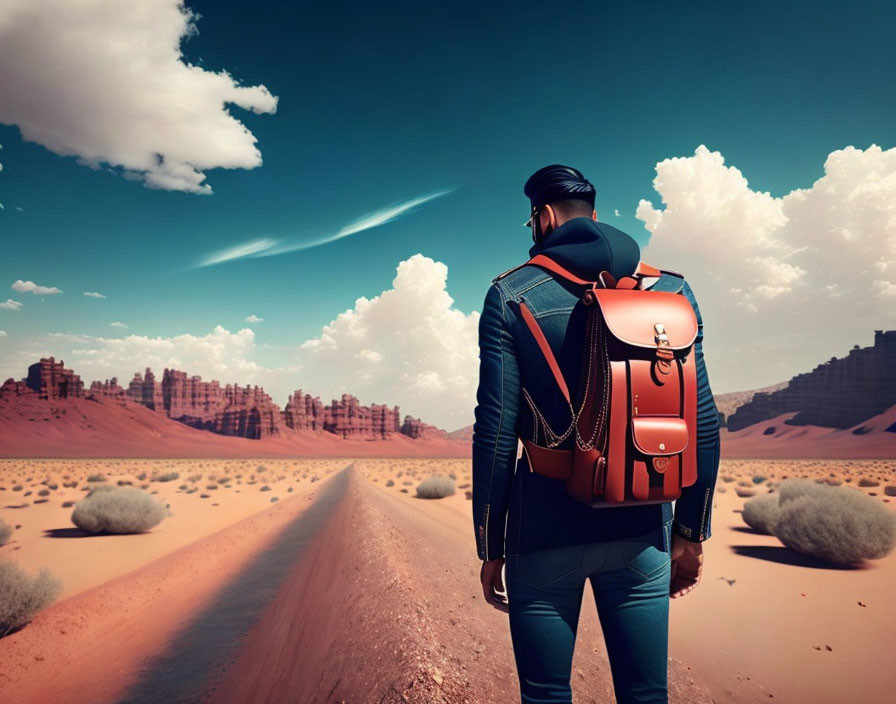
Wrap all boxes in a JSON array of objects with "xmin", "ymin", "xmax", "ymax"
[{"xmin": 1, "ymin": 457, "xmax": 895, "ymax": 703}]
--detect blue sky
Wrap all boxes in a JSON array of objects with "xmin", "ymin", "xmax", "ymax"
[{"xmin": 0, "ymin": 1, "xmax": 894, "ymax": 430}]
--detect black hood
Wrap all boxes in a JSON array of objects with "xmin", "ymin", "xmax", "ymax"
[{"xmin": 528, "ymin": 217, "xmax": 641, "ymax": 282}]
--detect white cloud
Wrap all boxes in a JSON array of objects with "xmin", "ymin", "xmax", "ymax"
[
  {"xmin": 83, "ymin": 291, "xmax": 106, "ymax": 299},
  {"xmin": 614, "ymin": 209, "xmax": 621, "ymax": 217},
  {"xmin": 0, "ymin": 331, "xmax": 6, "ymax": 337},
  {"xmin": 110, "ymin": 321, "xmax": 128, "ymax": 329},
  {"xmin": 245, "ymin": 314, "xmax": 263, "ymax": 323},
  {"xmin": 0, "ymin": 299, "xmax": 22, "ymax": 311},
  {"xmin": 12, "ymin": 279, "xmax": 62, "ymax": 295},
  {"xmin": 636, "ymin": 143, "xmax": 896, "ymax": 393},
  {"xmin": 296, "ymin": 253, "xmax": 480, "ymax": 429},
  {"xmin": 0, "ymin": 1, "xmax": 278, "ymax": 194}
]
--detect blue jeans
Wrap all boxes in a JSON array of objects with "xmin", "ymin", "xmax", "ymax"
[{"xmin": 505, "ymin": 519, "xmax": 672, "ymax": 704}]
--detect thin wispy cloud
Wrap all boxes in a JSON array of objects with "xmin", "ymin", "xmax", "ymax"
[
  {"xmin": 110, "ymin": 321, "xmax": 128, "ymax": 329},
  {"xmin": 245, "ymin": 314, "xmax": 263, "ymax": 323},
  {"xmin": 195, "ymin": 189, "xmax": 454, "ymax": 268},
  {"xmin": 83, "ymin": 291, "xmax": 106, "ymax": 299},
  {"xmin": 199, "ymin": 238, "xmax": 280, "ymax": 268}
]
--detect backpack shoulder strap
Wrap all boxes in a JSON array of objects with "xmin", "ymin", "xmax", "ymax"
[{"xmin": 516, "ymin": 299, "xmax": 571, "ymax": 405}]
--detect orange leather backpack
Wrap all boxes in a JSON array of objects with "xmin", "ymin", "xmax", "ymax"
[{"xmin": 515, "ymin": 254, "xmax": 699, "ymax": 507}]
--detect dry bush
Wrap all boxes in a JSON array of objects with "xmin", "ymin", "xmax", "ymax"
[
  {"xmin": 416, "ymin": 475, "xmax": 456, "ymax": 499},
  {"xmin": 884, "ymin": 486, "xmax": 896, "ymax": 497},
  {"xmin": 152, "ymin": 472, "xmax": 180, "ymax": 483},
  {"xmin": 734, "ymin": 486, "xmax": 756, "ymax": 498},
  {"xmin": 0, "ymin": 517, "xmax": 12, "ymax": 546},
  {"xmin": 71, "ymin": 486, "xmax": 168, "ymax": 534},
  {"xmin": 742, "ymin": 493, "xmax": 781, "ymax": 534},
  {"xmin": 0, "ymin": 561, "xmax": 62, "ymax": 637},
  {"xmin": 771, "ymin": 479, "xmax": 896, "ymax": 565},
  {"xmin": 858, "ymin": 477, "xmax": 879, "ymax": 487},
  {"xmin": 385, "ymin": 479, "xmax": 395, "ymax": 487}
]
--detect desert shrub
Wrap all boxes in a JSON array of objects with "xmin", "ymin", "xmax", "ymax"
[
  {"xmin": 71, "ymin": 487, "xmax": 168, "ymax": 534},
  {"xmin": 752, "ymin": 474, "xmax": 767, "ymax": 485},
  {"xmin": 416, "ymin": 475, "xmax": 456, "ymax": 499},
  {"xmin": 206, "ymin": 484, "xmax": 218, "ymax": 490},
  {"xmin": 45, "ymin": 482, "xmax": 58, "ymax": 491},
  {"xmin": 884, "ymin": 486, "xmax": 896, "ymax": 497},
  {"xmin": 0, "ymin": 517, "xmax": 12, "ymax": 546},
  {"xmin": 136, "ymin": 472, "xmax": 147, "ymax": 481},
  {"xmin": 117, "ymin": 479, "xmax": 133, "ymax": 486},
  {"xmin": 0, "ymin": 561, "xmax": 62, "ymax": 637},
  {"xmin": 742, "ymin": 493, "xmax": 781, "ymax": 534},
  {"xmin": 776, "ymin": 478, "xmax": 832, "ymax": 504},
  {"xmin": 37, "ymin": 489, "xmax": 50, "ymax": 497},
  {"xmin": 271, "ymin": 497, "xmax": 279, "ymax": 503},
  {"xmin": 858, "ymin": 477, "xmax": 879, "ymax": 488},
  {"xmin": 152, "ymin": 472, "xmax": 180, "ymax": 483},
  {"xmin": 734, "ymin": 486, "xmax": 756, "ymax": 498},
  {"xmin": 61, "ymin": 501, "xmax": 75, "ymax": 508},
  {"xmin": 386, "ymin": 479, "xmax": 395, "ymax": 487},
  {"xmin": 86, "ymin": 474, "xmax": 106, "ymax": 483},
  {"xmin": 260, "ymin": 485, "xmax": 271, "ymax": 492},
  {"xmin": 720, "ymin": 475, "xmax": 736, "ymax": 483},
  {"xmin": 12, "ymin": 485, "xmax": 22, "ymax": 492},
  {"xmin": 771, "ymin": 480, "xmax": 896, "ymax": 566}
]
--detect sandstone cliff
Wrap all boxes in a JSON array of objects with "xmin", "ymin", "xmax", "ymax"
[{"xmin": 727, "ymin": 329, "xmax": 896, "ymax": 431}]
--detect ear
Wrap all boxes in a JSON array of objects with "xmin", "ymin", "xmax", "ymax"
[
  {"xmin": 592, "ymin": 209, "xmax": 597, "ymax": 221},
  {"xmin": 545, "ymin": 204, "xmax": 558, "ymax": 229}
]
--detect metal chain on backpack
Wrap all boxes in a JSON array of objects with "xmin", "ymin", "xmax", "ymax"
[{"xmin": 520, "ymin": 303, "xmax": 611, "ymax": 453}]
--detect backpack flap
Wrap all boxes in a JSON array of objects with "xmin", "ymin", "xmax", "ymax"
[{"xmin": 593, "ymin": 289, "xmax": 698, "ymax": 350}]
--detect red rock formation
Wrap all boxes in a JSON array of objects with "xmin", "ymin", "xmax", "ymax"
[
  {"xmin": 0, "ymin": 378, "xmax": 30, "ymax": 397},
  {"xmin": 401, "ymin": 414, "xmax": 449, "ymax": 440},
  {"xmin": 4, "ymin": 359, "xmax": 460, "ymax": 444},
  {"xmin": 88, "ymin": 378, "xmax": 128, "ymax": 404},
  {"xmin": 125, "ymin": 368, "xmax": 283, "ymax": 439},
  {"xmin": 127, "ymin": 368, "xmax": 164, "ymax": 411},
  {"xmin": 728, "ymin": 329, "xmax": 896, "ymax": 431},
  {"xmin": 25, "ymin": 357, "xmax": 84, "ymax": 400},
  {"xmin": 283, "ymin": 389, "xmax": 325, "ymax": 431}
]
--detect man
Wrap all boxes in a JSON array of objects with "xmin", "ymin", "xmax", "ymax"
[{"xmin": 471, "ymin": 164, "xmax": 722, "ymax": 704}]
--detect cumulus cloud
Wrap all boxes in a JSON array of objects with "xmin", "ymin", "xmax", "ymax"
[
  {"xmin": 110, "ymin": 321, "xmax": 128, "ymax": 329},
  {"xmin": 296, "ymin": 253, "xmax": 480, "ymax": 429},
  {"xmin": 637, "ymin": 144, "xmax": 896, "ymax": 392},
  {"xmin": 0, "ymin": 1, "xmax": 278, "ymax": 194},
  {"xmin": 12, "ymin": 279, "xmax": 62, "ymax": 295},
  {"xmin": 0, "ymin": 299, "xmax": 22, "ymax": 311},
  {"xmin": 83, "ymin": 291, "xmax": 106, "ymax": 299},
  {"xmin": 0, "ymin": 330, "xmax": 6, "ymax": 337},
  {"xmin": 28, "ymin": 325, "xmax": 275, "ymax": 389},
  {"xmin": 245, "ymin": 314, "xmax": 263, "ymax": 323}
]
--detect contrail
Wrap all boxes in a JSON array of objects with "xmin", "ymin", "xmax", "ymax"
[{"xmin": 196, "ymin": 189, "xmax": 454, "ymax": 267}]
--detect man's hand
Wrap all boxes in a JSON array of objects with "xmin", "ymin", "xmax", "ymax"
[
  {"xmin": 480, "ymin": 558, "xmax": 509, "ymax": 612},
  {"xmin": 670, "ymin": 534, "xmax": 704, "ymax": 598}
]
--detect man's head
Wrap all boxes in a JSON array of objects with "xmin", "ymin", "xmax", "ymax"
[{"xmin": 524, "ymin": 164, "xmax": 597, "ymax": 244}]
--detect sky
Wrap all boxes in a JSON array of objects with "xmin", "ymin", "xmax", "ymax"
[{"xmin": 0, "ymin": 0, "xmax": 894, "ymax": 431}]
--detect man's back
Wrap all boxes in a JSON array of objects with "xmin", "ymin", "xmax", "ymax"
[{"xmin": 472, "ymin": 216, "xmax": 722, "ymax": 562}]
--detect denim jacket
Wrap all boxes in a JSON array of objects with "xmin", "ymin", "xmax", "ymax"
[{"xmin": 472, "ymin": 217, "xmax": 721, "ymax": 561}]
